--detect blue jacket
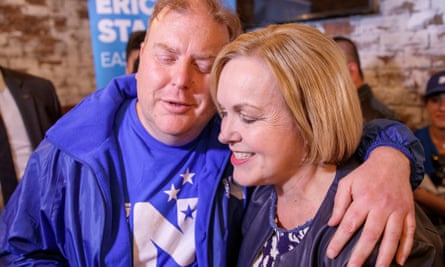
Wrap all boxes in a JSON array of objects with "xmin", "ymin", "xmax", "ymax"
[
  {"xmin": 0, "ymin": 75, "xmax": 424, "ymax": 266},
  {"xmin": 238, "ymin": 159, "xmax": 442, "ymax": 267},
  {"xmin": 0, "ymin": 75, "xmax": 245, "ymax": 266}
]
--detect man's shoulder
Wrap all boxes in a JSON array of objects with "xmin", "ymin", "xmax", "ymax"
[
  {"xmin": 2, "ymin": 67, "xmax": 53, "ymax": 85},
  {"xmin": 46, "ymin": 76, "xmax": 137, "ymax": 156},
  {"xmin": 360, "ymin": 84, "xmax": 398, "ymax": 121}
]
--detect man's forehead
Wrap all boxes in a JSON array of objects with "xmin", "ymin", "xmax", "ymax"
[
  {"xmin": 147, "ymin": 6, "xmax": 229, "ymax": 54},
  {"xmin": 154, "ymin": 1, "xmax": 210, "ymax": 23}
]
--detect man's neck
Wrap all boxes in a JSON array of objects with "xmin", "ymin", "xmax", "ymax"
[{"xmin": 356, "ymin": 80, "xmax": 365, "ymax": 90}]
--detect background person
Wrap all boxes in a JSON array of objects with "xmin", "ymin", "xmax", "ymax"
[
  {"xmin": 333, "ymin": 36, "xmax": 399, "ymax": 122},
  {"xmin": 0, "ymin": 65, "xmax": 61, "ymax": 209},
  {"xmin": 125, "ymin": 30, "xmax": 146, "ymax": 74},
  {"xmin": 0, "ymin": 0, "xmax": 427, "ymax": 266},
  {"xmin": 211, "ymin": 23, "xmax": 443, "ymax": 266},
  {"xmin": 414, "ymin": 70, "xmax": 445, "ymax": 247}
]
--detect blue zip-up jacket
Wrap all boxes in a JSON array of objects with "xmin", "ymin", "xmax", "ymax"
[
  {"xmin": 0, "ymin": 75, "xmax": 424, "ymax": 266},
  {"xmin": 0, "ymin": 75, "xmax": 244, "ymax": 266}
]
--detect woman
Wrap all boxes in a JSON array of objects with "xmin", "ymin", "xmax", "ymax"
[{"xmin": 210, "ymin": 23, "xmax": 442, "ymax": 266}]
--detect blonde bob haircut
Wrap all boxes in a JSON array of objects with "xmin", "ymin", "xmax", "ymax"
[{"xmin": 210, "ymin": 23, "xmax": 363, "ymax": 164}]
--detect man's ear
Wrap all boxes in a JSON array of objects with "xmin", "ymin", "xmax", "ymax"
[
  {"xmin": 347, "ymin": 62, "xmax": 359, "ymax": 75},
  {"xmin": 347, "ymin": 62, "xmax": 362, "ymax": 88}
]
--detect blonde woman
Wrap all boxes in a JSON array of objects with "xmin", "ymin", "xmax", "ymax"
[{"xmin": 211, "ymin": 23, "xmax": 443, "ymax": 266}]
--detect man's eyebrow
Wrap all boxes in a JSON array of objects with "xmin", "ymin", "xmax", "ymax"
[
  {"xmin": 153, "ymin": 42, "xmax": 177, "ymax": 53},
  {"xmin": 195, "ymin": 56, "xmax": 216, "ymax": 62},
  {"xmin": 153, "ymin": 42, "xmax": 216, "ymax": 60}
]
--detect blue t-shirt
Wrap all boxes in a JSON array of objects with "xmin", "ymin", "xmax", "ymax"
[{"xmin": 115, "ymin": 99, "xmax": 220, "ymax": 267}]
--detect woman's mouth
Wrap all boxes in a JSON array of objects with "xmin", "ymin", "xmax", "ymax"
[{"xmin": 231, "ymin": 152, "xmax": 254, "ymax": 165}]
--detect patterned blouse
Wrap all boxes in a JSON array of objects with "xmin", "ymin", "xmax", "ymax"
[{"xmin": 253, "ymin": 191, "xmax": 313, "ymax": 267}]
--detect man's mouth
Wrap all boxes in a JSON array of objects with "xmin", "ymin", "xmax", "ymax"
[{"xmin": 163, "ymin": 100, "xmax": 192, "ymax": 113}]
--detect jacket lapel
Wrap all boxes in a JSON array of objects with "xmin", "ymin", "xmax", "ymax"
[{"xmin": 2, "ymin": 67, "xmax": 42, "ymax": 148}]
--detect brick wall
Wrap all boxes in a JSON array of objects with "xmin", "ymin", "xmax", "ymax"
[
  {"xmin": 0, "ymin": 0, "xmax": 94, "ymax": 109},
  {"xmin": 0, "ymin": 0, "xmax": 444, "ymax": 129},
  {"xmin": 308, "ymin": 0, "xmax": 445, "ymax": 130}
]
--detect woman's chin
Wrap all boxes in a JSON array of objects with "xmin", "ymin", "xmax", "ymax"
[{"xmin": 233, "ymin": 174, "xmax": 258, "ymax": 187}]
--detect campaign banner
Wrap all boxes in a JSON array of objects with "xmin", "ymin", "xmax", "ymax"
[
  {"xmin": 87, "ymin": 0, "xmax": 153, "ymax": 89},
  {"xmin": 88, "ymin": 0, "xmax": 236, "ymax": 89}
]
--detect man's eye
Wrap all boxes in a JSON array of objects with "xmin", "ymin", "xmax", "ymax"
[
  {"xmin": 157, "ymin": 55, "xmax": 176, "ymax": 64},
  {"xmin": 194, "ymin": 61, "xmax": 213, "ymax": 74}
]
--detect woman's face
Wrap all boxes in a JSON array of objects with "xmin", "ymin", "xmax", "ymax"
[{"xmin": 216, "ymin": 55, "xmax": 306, "ymax": 186}]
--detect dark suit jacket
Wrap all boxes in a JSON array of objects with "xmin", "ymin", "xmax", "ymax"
[{"xmin": 0, "ymin": 66, "xmax": 62, "ymax": 156}]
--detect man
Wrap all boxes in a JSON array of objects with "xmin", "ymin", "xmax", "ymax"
[
  {"xmin": 333, "ymin": 36, "xmax": 399, "ymax": 122},
  {"xmin": 0, "ymin": 66, "xmax": 61, "ymax": 209},
  {"xmin": 0, "ymin": 1, "xmax": 424, "ymax": 266}
]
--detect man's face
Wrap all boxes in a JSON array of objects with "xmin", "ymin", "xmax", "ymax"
[
  {"xmin": 135, "ymin": 6, "xmax": 230, "ymax": 146},
  {"xmin": 427, "ymin": 93, "xmax": 445, "ymax": 130}
]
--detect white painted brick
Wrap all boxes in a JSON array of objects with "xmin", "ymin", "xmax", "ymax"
[
  {"xmin": 407, "ymin": 10, "xmax": 438, "ymax": 29},
  {"xmin": 379, "ymin": 0, "xmax": 414, "ymax": 15},
  {"xmin": 432, "ymin": 0, "xmax": 445, "ymax": 11},
  {"xmin": 397, "ymin": 51, "xmax": 432, "ymax": 68},
  {"xmin": 380, "ymin": 31, "xmax": 429, "ymax": 52},
  {"xmin": 404, "ymin": 69, "xmax": 431, "ymax": 94},
  {"xmin": 357, "ymin": 14, "xmax": 409, "ymax": 34},
  {"xmin": 428, "ymin": 25, "xmax": 445, "ymax": 54},
  {"xmin": 412, "ymin": 0, "xmax": 431, "ymax": 11}
]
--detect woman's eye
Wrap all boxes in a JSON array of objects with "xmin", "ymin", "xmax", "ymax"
[{"xmin": 240, "ymin": 114, "xmax": 257, "ymax": 124}]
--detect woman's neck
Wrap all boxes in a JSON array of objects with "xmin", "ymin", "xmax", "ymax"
[{"xmin": 275, "ymin": 164, "xmax": 336, "ymax": 230}]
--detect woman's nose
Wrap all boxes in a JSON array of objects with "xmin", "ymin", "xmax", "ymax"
[{"xmin": 218, "ymin": 117, "xmax": 241, "ymax": 145}]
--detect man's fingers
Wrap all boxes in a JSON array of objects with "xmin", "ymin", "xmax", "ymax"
[
  {"xmin": 328, "ymin": 147, "xmax": 415, "ymax": 265},
  {"xmin": 395, "ymin": 212, "xmax": 415, "ymax": 265},
  {"xmin": 372, "ymin": 213, "xmax": 404, "ymax": 267},
  {"xmin": 327, "ymin": 201, "xmax": 366, "ymax": 259},
  {"xmin": 345, "ymin": 210, "xmax": 387, "ymax": 267},
  {"xmin": 328, "ymin": 210, "xmax": 413, "ymax": 267},
  {"xmin": 328, "ymin": 179, "xmax": 352, "ymax": 227}
]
